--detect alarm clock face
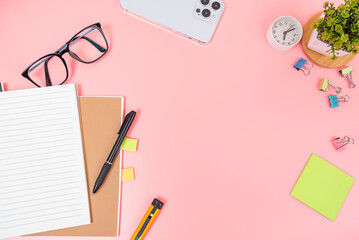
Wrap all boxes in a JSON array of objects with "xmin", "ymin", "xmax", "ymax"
[{"xmin": 272, "ymin": 17, "xmax": 301, "ymax": 47}]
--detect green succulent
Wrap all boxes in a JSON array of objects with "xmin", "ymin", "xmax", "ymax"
[{"xmin": 313, "ymin": 0, "xmax": 359, "ymax": 59}]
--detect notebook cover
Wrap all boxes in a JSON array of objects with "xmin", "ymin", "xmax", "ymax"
[{"xmin": 29, "ymin": 96, "xmax": 124, "ymax": 236}]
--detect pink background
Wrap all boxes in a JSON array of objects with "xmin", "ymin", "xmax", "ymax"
[{"xmin": 1, "ymin": 0, "xmax": 359, "ymax": 239}]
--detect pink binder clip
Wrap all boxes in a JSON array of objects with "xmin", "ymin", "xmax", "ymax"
[{"xmin": 333, "ymin": 136, "xmax": 354, "ymax": 151}]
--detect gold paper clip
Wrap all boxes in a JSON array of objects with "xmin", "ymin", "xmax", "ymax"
[{"xmin": 319, "ymin": 78, "xmax": 341, "ymax": 94}]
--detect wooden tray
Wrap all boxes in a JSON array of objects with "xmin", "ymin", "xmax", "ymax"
[{"xmin": 301, "ymin": 12, "xmax": 355, "ymax": 68}]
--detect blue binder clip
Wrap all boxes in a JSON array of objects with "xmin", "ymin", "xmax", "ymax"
[
  {"xmin": 294, "ymin": 58, "xmax": 313, "ymax": 76},
  {"xmin": 329, "ymin": 95, "xmax": 350, "ymax": 108}
]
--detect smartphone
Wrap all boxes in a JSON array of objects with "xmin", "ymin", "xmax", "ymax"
[{"xmin": 119, "ymin": 0, "xmax": 225, "ymax": 43}]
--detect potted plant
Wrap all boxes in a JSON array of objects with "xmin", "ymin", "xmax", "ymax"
[{"xmin": 308, "ymin": 0, "xmax": 359, "ymax": 59}]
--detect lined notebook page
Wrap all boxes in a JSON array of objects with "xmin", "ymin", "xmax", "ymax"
[{"xmin": 0, "ymin": 84, "xmax": 90, "ymax": 239}]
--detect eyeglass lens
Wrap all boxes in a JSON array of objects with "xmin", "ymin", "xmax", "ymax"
[
  {"xmin": 28, "ymin": 55, "xmax": 67, "ymax": 87},
  {"xmin": 69, "ymin": 26, "xmax": 108, "ymax": 63}
]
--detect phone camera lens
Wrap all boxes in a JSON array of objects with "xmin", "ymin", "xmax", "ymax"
[
  {"xmin": 212, "ymin": 1, "xmax": 221, "ymax": 10},
  {"xmin": 202, "ymin": 9, "xmax": 211, "ymax": 17},
  {"xmin": 196, "ymin": 8, "xmax": 201, "ymax": 13},
  {"xmin": 201, "ymin": 0, "xmax": 209, "ymax": 5}
]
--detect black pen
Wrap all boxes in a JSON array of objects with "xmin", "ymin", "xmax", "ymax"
[{"xmin": 92, "ymin": 110, "xmax": 136, "ymax": 195}]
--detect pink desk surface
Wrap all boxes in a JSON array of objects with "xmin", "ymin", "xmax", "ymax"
[{"xmin": 1, "ymin": 0, "xmax": 359, "ymax": 239}]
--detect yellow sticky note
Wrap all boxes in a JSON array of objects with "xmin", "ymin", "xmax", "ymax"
[
  {"xmin": 121, "ymin": 168, "xmax": 135, "ymax": 182},
  {"xmin": 121, "ymin": 138, "xmax": 138, "ymax": 152}
]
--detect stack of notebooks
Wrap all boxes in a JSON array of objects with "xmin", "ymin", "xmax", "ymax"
[{"xmin": 0, "ymin": 85, "xmax": 124, "ymax": 238}]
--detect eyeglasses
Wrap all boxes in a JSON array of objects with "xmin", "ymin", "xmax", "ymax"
[{"xmin": 22, "ymin": 23, "xmax": 109, "ymax": 88}]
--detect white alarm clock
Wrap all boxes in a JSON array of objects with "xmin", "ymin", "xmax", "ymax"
[{"xmin": 267, "ymin": 16, "xmax": 303, "ymax": 51}]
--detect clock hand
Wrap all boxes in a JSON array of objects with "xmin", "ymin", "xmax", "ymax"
[
  {"xmin": 283, "ymin": 27, "xmax": 296, "ymax": 40},
  {"xmin": 283, "ymin": 27, "xmax": 295, "ymax": 35},
  {"xmin": 286, "ymin": 28, "xmax": 296, "ymax": 34},
  {"xmin": 283, "ymin": 26, "xmax": 292, "ymax": 40}
]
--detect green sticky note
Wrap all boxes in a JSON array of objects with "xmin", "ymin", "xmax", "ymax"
[
  {"xmin": 121, "ymin": 138, "xmax": 138, "ymax": 152},
  {"xmin": 291, "ymin": 154, "xmax": 354, "ymax": 221}
]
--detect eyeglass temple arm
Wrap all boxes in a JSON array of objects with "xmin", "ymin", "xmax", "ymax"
[
  {"xmin": 28, "ymin": 48, "xmax": 66, "ymax": 73},
  {"xmin": 54, "ymin": 27, "xmax": 102, "ymax": 53},
  {"xmin": 65, "ymin": 26, "xmax": 106, "ymax": 52},
  {"xmin": 44, "ymin": 59, "xmax": 52, "ymax": 87},
  {"xmin": 54, "ymin": 36, "xmax": 105, "ymax": 54},
  {"xmin": 29, "ymin": 42, "xmax": 74, "ymax": 72},
  {"xmin": 81, "ymin": 36, "xmax": 106, "ymax": 52}
]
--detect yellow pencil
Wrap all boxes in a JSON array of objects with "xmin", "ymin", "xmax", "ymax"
[{"xmin": 131, "ymin": 198, "xmax": 164, "ymax": 240}]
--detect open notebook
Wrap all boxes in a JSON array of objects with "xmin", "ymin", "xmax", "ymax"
[
  {"xmin": 0, "ymin": 85, "xmax": 90, "ymax": 239},
  {"xmin": 30, "ymin": 96, "xmax": 124, "ymax": 237}
]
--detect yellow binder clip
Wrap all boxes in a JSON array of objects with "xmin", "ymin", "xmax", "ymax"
[
  {"xmin": 319, "ymin": 78, "xmax": 341, "ymax": 94},
  {"xmin": 339, "ymin": 66, "xmax": 355, "ymax": 88}
]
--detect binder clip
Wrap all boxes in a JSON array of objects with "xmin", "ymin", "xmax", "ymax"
[
  {"xmin": 293, "ymin": 58, "xmax": 313, "ymax": 76},
  {"xmin": 319, "ymin": 78, "xmax": 341, "ymax": 94},
  {"xmin": 333, "ymin": 136, "xmax": 354, "ymax": 151},
  {"xmin": 329, "ymin": 94, "xmax": 350, "ymax": 108},
  {"xmin": 339, "ymin": 66, "xmax": 355, "ymax": 88}
]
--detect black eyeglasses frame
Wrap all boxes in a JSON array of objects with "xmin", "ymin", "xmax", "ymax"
[{"xmin": 21, "ymin": 22, "xmax": 108, "ymax": 88}]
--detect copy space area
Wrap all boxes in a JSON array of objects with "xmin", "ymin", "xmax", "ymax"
[{"xmin": 1, "ymin": 0, "xmax": 359, "ymax": 239}]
